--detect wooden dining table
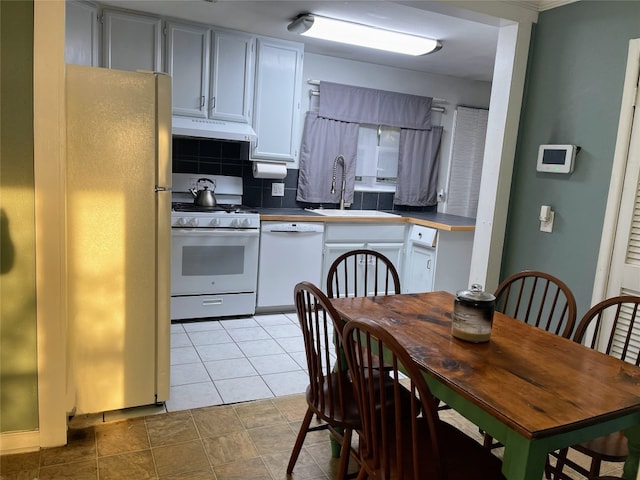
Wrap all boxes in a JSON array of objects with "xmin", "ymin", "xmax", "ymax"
[{"xmin": 330, "ymin": 290, "xmax": 640, "ymax": 480}]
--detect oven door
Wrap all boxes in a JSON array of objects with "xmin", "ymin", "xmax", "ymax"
[{"xmin": 171, "ymin": 228, "xmax": 259, "ymax": 295}]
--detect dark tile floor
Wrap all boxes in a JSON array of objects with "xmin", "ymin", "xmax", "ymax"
[
  {"xmin": 1, "ymin": 394, "xmax": 337, "ymax": 480},
  {"xmin": 0, "ymin": 392, "xmax": 625, "ymax": 480}
]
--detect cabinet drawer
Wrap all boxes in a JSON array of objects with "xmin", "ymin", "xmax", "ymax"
[{"xmin": 325, "ymin": 224, "xmax": 406, "ymax": 243}]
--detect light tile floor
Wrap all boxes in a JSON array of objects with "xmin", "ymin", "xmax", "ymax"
[{"xmin": 167, "ymin": 312, "xmax": 310, "ymax": 412}]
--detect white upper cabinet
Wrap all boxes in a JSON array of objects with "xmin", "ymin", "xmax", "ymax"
[
  {"xmin": 166, "ymin": 22, "xmax": 255, "ymax": 122},
  {"xmin": 252, "ymin": 38, "xmax": 303, "ymax": 162},
  {"xmin": 165, "ymin": 21, "xmax": 210, "ymax": 118},
  {"xmin": 65, "ymin": 1, "xmax": 99, "ymax": 66},
  {"xmin": 210, "ymin": 31, "xmax": 255, "ymax": 123},
  {"xmin": 101, "ymin": 9, "xmax": 162, "ymax": 71},
  {"xmin": 65, "ymin": 3, "xmax": 302, "ymax": 145}
]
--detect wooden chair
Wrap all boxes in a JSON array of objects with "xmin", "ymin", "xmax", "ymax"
[
  {"xmin": 546, "ymin": 295, "xmax": 640, "ymax": 480},
  {"xmin": 483, "ymin": 270, "xmax": 578, "ymax": 448},
  {"xmin": 494, "ymin": 270, "xmax": 577, "ymax": 338},
  {"xmin": 327, "ymin": 249, "xmax": 401, "ymax": 299},
  {"xmin": 287, "ymin": 281, "xmax": 361, "ymax": 479},
  {"xmin": 342, "ymin": 316, "xmax": 506, "ymax": 479}
]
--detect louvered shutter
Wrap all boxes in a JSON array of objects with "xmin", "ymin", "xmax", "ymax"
[
  {"xmin": 624, "ymin": 186, "xmax": 640, "ymax": 265},
  {"xmin": 610, "ymin": 295, "xmax": 640, "ymax": 364},
  {"xmin": 444, "ymin": 106, "xmax": 488, "ymax": 217}
]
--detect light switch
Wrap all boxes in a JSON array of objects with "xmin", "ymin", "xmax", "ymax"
[{"xmin": 540, "ymin": 209, "xmax": 554, "ymax": 233}]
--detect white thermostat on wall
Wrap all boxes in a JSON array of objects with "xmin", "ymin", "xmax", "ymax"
[{"xmin": 536, "ymin": 144, "xmax": 577, "ymax": 173}]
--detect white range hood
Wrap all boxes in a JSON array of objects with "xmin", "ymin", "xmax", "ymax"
[{"xmin": 172, "ymin": 116, "xmax": 257, "ymax": 142}]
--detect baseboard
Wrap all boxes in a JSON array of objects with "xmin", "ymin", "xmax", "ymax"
[{"xmin": 0, "ymin": 429, "xmax": 40, "ymax": 455}]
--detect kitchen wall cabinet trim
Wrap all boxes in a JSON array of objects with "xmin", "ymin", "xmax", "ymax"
[
  {"xmin": 165, "ymin": 21, "xmax": 211, "ymax": 118},
  {"xmin": 251, "ymin": 37, "xmax": 304, "ymax": 163},
  {"xmin": 65, "ymin": 0, "xmax": 99, "ymax": 67},
  {"xmin": 101, "ymin": 9, "xmax": 162, "ymax": 72}
]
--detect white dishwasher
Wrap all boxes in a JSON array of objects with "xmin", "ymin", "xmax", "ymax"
[{"xmin": 257, "ymin": 222, "xmax": 325, "ymax": 311}]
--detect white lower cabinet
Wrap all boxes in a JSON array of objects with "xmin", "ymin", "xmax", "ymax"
[
  {"xmin": 433, "ymin": 230, "xmax": 474, "ymax": 292},
  {"xmin": 322, "ymin": 224, "xmax": 406, "ymax": 295},
  {"xmin": 405, "ymin": 244, "xmax": 436, "ymax": 294},
  {"xmin": 403, "ymin": 225, "xmax": 474, "ymax": 294}
]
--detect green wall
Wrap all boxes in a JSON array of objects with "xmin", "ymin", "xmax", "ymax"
[
  {"xmin": 501, "ymin": 1, "xmax": 640, "ymax": 317},
  {"xmin": 0, "ymin": 0, "xmax": 39, "ymax": 432}
]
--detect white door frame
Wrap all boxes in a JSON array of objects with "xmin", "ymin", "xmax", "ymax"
[
  {"xmin": 469, "ymin": 21, "xmax": 533, "ymax": 292},
  {"xmin": 34, "ymin": 0, "xmax": 68, "ymax": 448},
  {"xmin": 592, "ymin": 39, "xmax": 640, "ymax": 304}
]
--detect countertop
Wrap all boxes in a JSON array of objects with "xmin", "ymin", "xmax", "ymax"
[{"xmin": 255, "ymin": 208, "xmax": 475, "ymax": 232}]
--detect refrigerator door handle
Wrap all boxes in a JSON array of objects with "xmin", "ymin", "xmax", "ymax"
[{"xmin": 155, "ymin": 185, "xmax": 172, "ymax": 192}]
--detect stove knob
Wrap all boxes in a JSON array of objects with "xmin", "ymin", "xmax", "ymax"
[
  {"xmin": 174, "ymin": 217, "xmax": 186, "ymax": 226},
  {"xmin": 187, "ymin": 217, "xmax": 199, "ymax": 227},
  {"xmin": 209, "ymin": 218, "xmax": 220, "ymax": 227},
  {"xmin": 230, "ymin": 218, "xmax": 239, "ymax": 228},
  {"xmin": 242, "ymin": 218, "xmax": 251, "ymax": 227}
]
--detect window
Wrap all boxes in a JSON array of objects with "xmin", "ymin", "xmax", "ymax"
[{"xmin": 355, "ymin": 124, "xmax": 400, "ymax": 192}]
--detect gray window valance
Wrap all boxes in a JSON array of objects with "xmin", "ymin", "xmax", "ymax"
[{"xmin": 318, "ymin": 81, "xmax": 433, "ymax": 130}]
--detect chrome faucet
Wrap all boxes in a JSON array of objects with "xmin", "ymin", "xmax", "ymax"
[{"xmin": 331, "ymin": 154, "xmax": 347, "ymax": 210}]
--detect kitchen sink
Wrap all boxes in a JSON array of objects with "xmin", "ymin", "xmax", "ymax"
[{"xmin": 306, "ymin": 208, "xmax": 401, "ymax": 218}]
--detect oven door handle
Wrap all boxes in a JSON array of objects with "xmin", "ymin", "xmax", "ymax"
[{"xmin": 171, "ymin": 229, "xmax": 260, "ymax": 237}]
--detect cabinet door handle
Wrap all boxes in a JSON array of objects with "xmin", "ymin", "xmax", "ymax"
[
  {"xmin": 211, "ymin": 96, "xmax": 216, "ymax": 109},
  {"xmin": 358, "ymin": 257, "xmax": 375, "ymax": 266},
  {"xmin": 200, "ymin": 96, "xmax": 205, "ymax": 108},
  {"xmin": 427, "ymin": 259, "xmax": 432, "ymax": 270}
]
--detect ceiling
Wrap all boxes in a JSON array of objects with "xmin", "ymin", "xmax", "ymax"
[{"xmin": 99, "ymin": 0, "xmax": 569, "ymax": 83}]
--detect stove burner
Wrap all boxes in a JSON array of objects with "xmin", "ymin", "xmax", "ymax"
[{"xmin": 172, "ymin": 203, "xmax": 257, "ymax": 214}]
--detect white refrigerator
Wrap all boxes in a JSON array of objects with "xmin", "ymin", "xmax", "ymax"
[{"xmin": 66, "ymin": 65, "xmax": 171, "ymax": 414}]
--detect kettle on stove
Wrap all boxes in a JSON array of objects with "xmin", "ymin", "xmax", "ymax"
[{"xmin": 189, "ymin": 178, "xmax": 217, "ymax": 207}]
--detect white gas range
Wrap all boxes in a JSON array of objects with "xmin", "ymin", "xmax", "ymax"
[{"xmin": 170, "ymin": 174, "xmax": 260, "ymax": 321}]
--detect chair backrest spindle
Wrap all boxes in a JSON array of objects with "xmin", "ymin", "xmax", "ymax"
[
  {"xmin": 327, "ymin": 249, "xmax": 401, "ymax": 299},
  {"xmin": 574, "ymin": 296, "xmax": 640, "ymax": 366},
  {"xmin": 495, "ymin": 270, "xmax": 577, "ymax": 338}
]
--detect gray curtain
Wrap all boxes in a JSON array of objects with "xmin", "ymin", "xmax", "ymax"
[
  {"xmin": 297, "ymin": 81, "xmax": 437, "ymax": 206},
  {"xmin": 394, "ymin": 126, "xmax": 443, "ymax": 206},
  {"xmin": 296, "ymin": 112, "xmax": 358, "ymax": 204}
]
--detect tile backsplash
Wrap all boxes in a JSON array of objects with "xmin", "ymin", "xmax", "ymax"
[{"xmin": 172, "ymin": 137, "xmax": 434, "ymax": 212}]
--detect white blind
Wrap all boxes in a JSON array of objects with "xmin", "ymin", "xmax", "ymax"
[
  {"xmin": 611, "ymin": 172, "xmax": 640, "ymax": 358},
  {"xmin": 610, "ymin": 292, "xmax": 640, "ymax": 365},
  {"xmin": 624, "ymin": 181, "xmax": 640, "ymax": 265},
  {"xmin": 444, "ymin": 106, "xmax": 488, "ymax": 217}
]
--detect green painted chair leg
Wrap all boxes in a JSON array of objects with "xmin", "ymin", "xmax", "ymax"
[
  {"xmin": 623, "ymin": 426, "xmax": 640, "ymax": 480},
  {"xmin": 331, "ymin": 427, "xmax": 344, "ymax": 458}
]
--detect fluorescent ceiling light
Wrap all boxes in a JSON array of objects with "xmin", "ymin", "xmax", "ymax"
[{"xmin": 288, "ymin": 14, "xmax": 442, "ymax": 56}]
